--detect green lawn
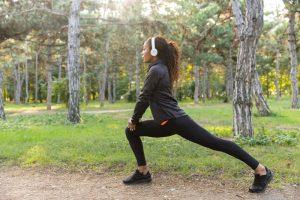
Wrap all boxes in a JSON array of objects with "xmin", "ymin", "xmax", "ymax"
[{"xmin": 0, "ymin": 97, "xmax": 299, "ymax": 187}]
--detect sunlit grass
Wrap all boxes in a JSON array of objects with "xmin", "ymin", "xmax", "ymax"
[{"xmin": 0, "ymin": 97, "xmax": 299, "ymax": 187}]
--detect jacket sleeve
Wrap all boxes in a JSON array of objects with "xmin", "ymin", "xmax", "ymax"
[{"xmin": 131, "ymin": 66, "xmax": 161, "ymax": 124}]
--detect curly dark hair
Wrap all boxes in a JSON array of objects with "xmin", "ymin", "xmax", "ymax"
[{"xmin": 147, "ymin": 36, "xmax": 180, "ymax": 88}]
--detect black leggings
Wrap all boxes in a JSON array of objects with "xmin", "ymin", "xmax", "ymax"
[{"xmin": 125, "ymin": 115, "xmax": 259, "ymax": 170}]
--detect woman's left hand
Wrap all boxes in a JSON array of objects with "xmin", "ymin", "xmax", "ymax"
[{"xmin": 128, "ymin": 118, "xmax": 136, "ymax": 132}]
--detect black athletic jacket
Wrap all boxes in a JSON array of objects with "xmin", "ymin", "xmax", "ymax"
[{"xmin": 131, "ymin": 60, "xmax": 186, "ymax": 124}]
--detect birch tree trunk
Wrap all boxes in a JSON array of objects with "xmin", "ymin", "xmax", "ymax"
[
  {"xmin": 108, "ymin": 77, "xmax": 112, "ymax": 103},
  {"xmin": 287, "ymin": 11, "xmax": 299, "ymax": 108},
  {"xmin": 231, "ymin": 0, "xmax": 264, "ymax": 137},
  {"xmin": 47, "ymin": 39, "xmax": 53, "ymax": 110},
  {"xmin": 135, "ymin": 46, "xmax": 140, "ymax": 101},
  {"xmin": 172, "ymin": 81, "xmax": 178, "ymax": 99},
  {"xmin": 97, "ymin": 65, "xmax": 102, "ymax": 102},
  {"xmin": 275, "ymin": 50, "xmax": 280, "ymax": 101},
  {"xmin": 14, "ymin": 63, "xmax": 21, "ymax": 104},
  {"xmin": 57, "ymin": 57, "xmax": 62, "ymax": 104},
  {"xmin": 226, "ymin": 45, "xmax": 234, "ymax": 101},
  {"xmin": 35, "ymin": 52, "xmax": 38, "ymax": 103},
  {"xmin": 83, "ymin": 54, "xmax": 88, "ymax": 105},
  {"xmin": 203, "ymin": 63, "xmax": 210, "ymax": 100},
  {"xmin": 67, "ymin": 0, "xmax": 81, "ymax": 123},
  {"xmin": 194, "ymin": 65, "xmax": 200, "ymax": 104},
  {"xmin": 25, "ymin": 43, "xmax": 29, "ymax": 104},
  {"xmin": 100, "ymin": 35, "xmax": 109, "ymax": 107},
  {"xmin": 0, "ymin": 70, "xmax": 5, "ymax": 120},
  {"xmin": 204, "ymin": 64, "xmax": 210, "ymax": 99},
  {"xmin": 112, "ymin": 65, "xmax": 117, "ymax": 103},
  {"xmin": 253, "ymin": 68, "xmax": 271, "ymax": 116}
]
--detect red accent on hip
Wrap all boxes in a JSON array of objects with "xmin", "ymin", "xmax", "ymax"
[{"xmin": 160, "ymin": 120, "xmax": 169, "ymax": 126}]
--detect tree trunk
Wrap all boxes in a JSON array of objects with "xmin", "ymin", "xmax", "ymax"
[
  {"xmin": 275, "ymin": 50, "xmax": 280, "ymax": 101},
  {"xmin": 226, "ymin": 45, "xmax": 234, "ymax": 102},
  {"xmin": 231, "ymin": 0, "xmax": 264, "ymax": 137},
  {"xmin": 100, "ymin": 35, "xmax": 109, "ymax": 107},
  {"xmin": 287, "ymin": 11, "xmax": 299, "ymax": 108},
  {"xmin": 194, "ymin": 65, "xmax": 200, "ymax": 104},
  {"xmin": 127, "ymin": 63, "xmax": 134, "ymax": 90},
  {"xmin": 14, "ymin": 63, "xmax": 21, "ymax": 104},
  {"xmin": 203, "ymin": 63, "xmax": 210, "ymax": 100},
  {"xmin": 172, "ymin": 80, "xmax": 178, "ymax": 99},
  {"xmin": 253, "ymin": 68, "xmax": 271, "ymax": 116},
  {"xmin": 25, "ymin": 43, "xmax": 29, "ymax": 104},
  {"xmin": 47, "ymin": 39, "xmax": 53, "ymax": 110},
  {"xmin": 0, "ymin": 70, "xmax": 6, "ymax": 120},
  {"xmin": 35, "ymin": 52, "xmax": 38, "ymax": 103},
  {"xmin": 108, "ymin": 77, "xmax": 112, "ymax": 103},
  {"xmin": 97, "ymin": 65, "xmax": 102, "ymax": 102},
  {"xmin": 57, "ymin": 57, "xmax": 62, "ymax": 104},
  {"xmin": 83, "ymin": 54, "xmax": 88, "ymax": 105},
  {"xmin": 112, "ymin": 65, "xmax": 117, "ymax": 103},
  {"xmin": 135, "ymin": 46, "xmax": 140, "ymax": 101},
  {"xmin": 67, "ymin": 0, "xmax": 81, "ymax": 123}
]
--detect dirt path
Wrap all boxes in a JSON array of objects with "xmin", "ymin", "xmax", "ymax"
[{"xmin": 0, "ymin": 167, "xmax": 299, "ymax": 200}]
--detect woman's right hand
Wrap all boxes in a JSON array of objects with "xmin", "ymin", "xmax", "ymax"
[{"xmin": 128, "ymin": 118, "xmax": 136, "ymax": 132}]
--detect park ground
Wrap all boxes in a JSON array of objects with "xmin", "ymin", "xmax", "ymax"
[{"xmin": 0, "ymin": 98, "xmax": 300, "ymax": 199}]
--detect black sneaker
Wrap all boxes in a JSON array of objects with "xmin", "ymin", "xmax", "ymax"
[
  {"xmin": 123, "ymin": 170, "xmax": 152, "ymax": 185},
  {"xmin": 249, "ymin": 167, "xmax": 273, "ymax": 193}
]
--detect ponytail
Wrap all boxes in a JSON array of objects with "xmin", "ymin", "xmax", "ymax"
[
  {"xmin": 148, "ymin": 36, "xmax": 180, "ymax": 89},
  {"xmin": 167, "ymin": 41, "xmax": 180, "ymax": 88}
]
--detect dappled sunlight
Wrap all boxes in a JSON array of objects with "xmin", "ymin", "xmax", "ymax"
[{"xmin": 21, "ymin": 145, "xmax": 47, "ymax": 166}]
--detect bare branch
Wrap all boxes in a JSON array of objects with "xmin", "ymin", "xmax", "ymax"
[{"xmin": 0, "ymin": 7, "xmax": 67, "ymax": 17}]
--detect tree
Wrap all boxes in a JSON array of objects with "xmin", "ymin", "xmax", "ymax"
[
  {"xmin": 231, "ymin": 0, "xmax": 264, "ymax": 137},
  {"xmin": 67, "ymin": 0, "xmax": 81, "ymax": 123},
  {"xmin": 283, "ymin": 0, "xmax": 299, "ymax": 109},
  {"xmin": 0, "ymin": 69, "xmax": 5, "ymax": 120}
]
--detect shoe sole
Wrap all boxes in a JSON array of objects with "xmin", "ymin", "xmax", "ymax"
[
  {"xmin": 249, "ymin": 171, "xmax": 274, "ymax": 193},
  {"xmin": 123, "ymin": 178, "xmax": 152, "ymax": 185}
]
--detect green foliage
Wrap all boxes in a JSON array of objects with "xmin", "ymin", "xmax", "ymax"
[
  {"xmin": 235, "ymin": 132, "xmax": 298, "ymax": 146},
  {"xmin": 235, "ymin": 134, "xmax": 272, "ymax": 146}
]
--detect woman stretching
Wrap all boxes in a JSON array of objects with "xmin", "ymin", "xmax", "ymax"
[{"xmin": 123, "ymin": 36, "xmax": 273, "ymax": 193}]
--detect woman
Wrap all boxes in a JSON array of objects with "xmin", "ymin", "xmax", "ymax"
[{"xmin": 123, "ymin": 36, "xmax": 273, "ymax": 193}]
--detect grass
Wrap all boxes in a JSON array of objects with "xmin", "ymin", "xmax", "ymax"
[{"xmin": 0, "ymin": 97, "xmax": 299, "ymax": 187}]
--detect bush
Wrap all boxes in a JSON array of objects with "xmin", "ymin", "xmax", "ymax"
[{"xmin": 234, "ymin": 132, "xmax": 298, "ymax": 146}]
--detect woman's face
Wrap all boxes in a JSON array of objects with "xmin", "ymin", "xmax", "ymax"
[{"xmin": 141, "ymin": 40, "xmax": 153, "ymax": 63}]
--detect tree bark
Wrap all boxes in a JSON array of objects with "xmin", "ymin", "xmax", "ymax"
[
  {"xmin": 47, "ymin": 39, "xmax": 53, "ymax": 110},
  {"xmin": 35, "ymin": 52, "xmax": 38, "ymax": 103},
  {"xmin": 172, "ymin": 80, "xmax": 178, "ymax": 100},
  {"xmin": 226, "ymin": 45, "xmax": 234, "ymax": 101},
  {"xmin": 0, "ymin": 70, "xmax": 6, "ymax": 120},
  {"xmin": 100, "ymin": 35, "xmax": 109, "ymax": 107},
  {"xmin": 112, "ymin": 65, "xmax": 117, "ymax": 103},
  {"xmin": 108, "ymin": 77, "xmax": 112, "ymax": 103},
  {"xmin": 275, "ymin": 50, "xmax": 280, "ymax": 101},
  {"xmin": 231, "ymin": 0, "xmax": 264, "ymax": 137},
  {"xmin": 25, "ymin": 43, "xmax": 29, "ymax": 104},
  {"xmin": 203, "ymin": 63, "xmax": 210, "ymax": 100},
  {"xmin": 135, "ymin": 46, "xmax": 140, "ymax": 101},
  {"xmin": 97, "ymin": 65, "xmax": 102, "ymax": 102},
  {"xmin": 194, "ymin": 65, "xmax": 200, "ymax": 104},
  {"xmin": 57, "ymin": 57, "xmax": 62, "ymax": 104},
  {"xmin": 14, "ymin": 63, "xmax": 21, "ymax": 104},
  {"xmin": 253, "ymin": 68, "xmax": 271, "ymax": 116},
  {"xmin": 83, "ymin": 54, "xmax": 88, "ymax": 105},
  {"xmin": 287, "ymin": 11, "xmax": 299, "ymax": 108},
  {"xmin": 67, "ymin": 0, "xmax": 81, "ymax": 123}
]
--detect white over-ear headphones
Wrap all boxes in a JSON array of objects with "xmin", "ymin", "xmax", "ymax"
[{"xmin": 150, "ymin": 37, "xmax": 158, "ymax": 56}]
